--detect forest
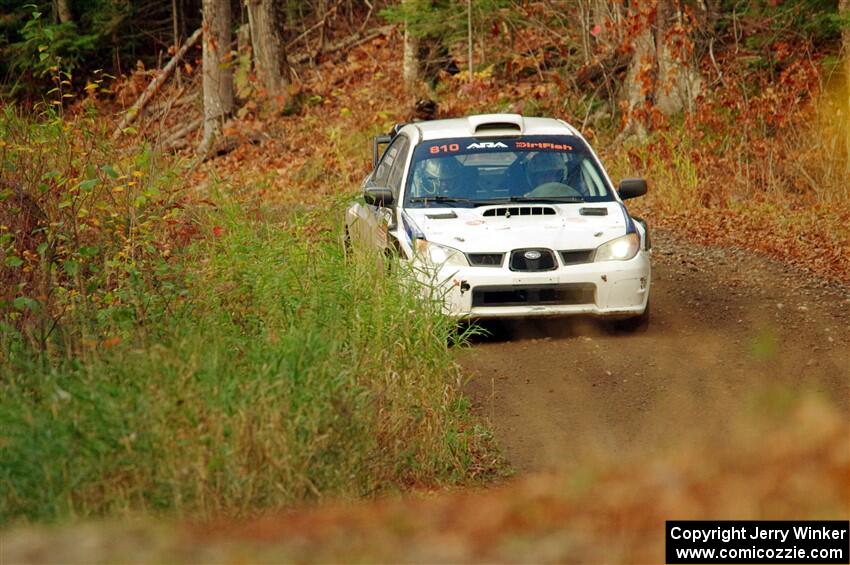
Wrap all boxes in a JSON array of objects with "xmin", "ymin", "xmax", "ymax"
[{"xmin": 1, "ymin": 0, "xmax": 848, "ymax": 561}]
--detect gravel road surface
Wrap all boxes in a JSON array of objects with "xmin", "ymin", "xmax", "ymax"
[{"xmin": 460, "ymin": 229, "xmax": 850, "ymax": 471}]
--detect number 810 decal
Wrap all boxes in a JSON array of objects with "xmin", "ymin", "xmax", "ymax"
[{"xmin": 429, "ymin": 143, "xmax": 460, "ymax": 154}]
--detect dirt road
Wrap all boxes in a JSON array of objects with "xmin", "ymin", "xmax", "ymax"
[{"xmin": 460, "ymin": 229, "xmax": 850, "ymax": 472}]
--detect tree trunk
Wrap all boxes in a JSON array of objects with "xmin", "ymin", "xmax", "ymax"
[
  {"xmin": 622, "ymin": 22, "xmax": 655, "ymax": 139},
  {"xmin": 467, "ymin": 0, "xmax": 473, "ymax": 82},
  {"xmin": 655, "ymin": 0, "xmax": 702, "ymax": 116},
  {"xmin": 578, "ymin": 0, "xmax": 590, "ymax": 64},
  {"xmin": 172, "ymin": 0, "xmax": 181, "ymax": 86},
  {"xmin": 840, "ymin": 0, "xmax": 850, "ymax": 168},
  {"xmin": 199, "ymin": 0, "xmax": 234, "ymax": 155},
  {"xmin": 315, "ymin": 0, "xmax": 328, "ymax": 61},
  {"xmin": 56, "ymin": 0, "xmax": 72, "ymax": 23},
  {"xmin": 246, "ymin": 0, "xmax": 288, "ymax": 95},
  {"xmin": 402, "ymin": 0, "xmax": 419, "ymax": 94},
  {"xmin": 620, "ymin": 0, "xmax": 702, "ymax": 138},
  {"xmin": 843, "ymin": 0, "xmax": 850, "ymax": 85},
  {"xmin": 590, "ymin": 0, "xmax": 621, "ymax": 53}
]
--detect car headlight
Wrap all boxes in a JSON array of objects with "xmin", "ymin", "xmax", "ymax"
[
  {"xmin": 595, "ymin": 233, "xmax": 640, "ymax": 262},
  {"xmin": 415, "ymin": 240, "xmax": 469, "ymax": 267}
]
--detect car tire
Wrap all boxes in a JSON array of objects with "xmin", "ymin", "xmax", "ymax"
[{"xmin": 610, "ymin": 301, "xmax": 650, "ymax": 333}]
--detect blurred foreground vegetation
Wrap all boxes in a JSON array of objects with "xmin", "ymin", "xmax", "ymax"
[{"xmin": 4, "ymin": 394, "xmax": 847, "ymax": 563}]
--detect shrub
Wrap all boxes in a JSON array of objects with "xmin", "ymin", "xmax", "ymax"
[{"xmin": 0, "ymin": 104, "xmax": 185, "ymax": 359}]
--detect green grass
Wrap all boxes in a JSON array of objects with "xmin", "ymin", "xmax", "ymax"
[{"xmin": 0, "ymin": 198, "xmax": 495, "ymax": 526}]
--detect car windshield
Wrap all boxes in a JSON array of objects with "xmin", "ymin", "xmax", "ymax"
[{"xmin": 404, "ymin": 135, "xmax": 614, "ymax": 208}]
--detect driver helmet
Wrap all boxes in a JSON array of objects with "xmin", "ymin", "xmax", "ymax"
[
  {"xmin": 526, "ymin": 152, "xmax": 566, "ymax": 188},
  {"xmin": 417, "ymin": 157, "xmax": 463, "ymax": 196}
]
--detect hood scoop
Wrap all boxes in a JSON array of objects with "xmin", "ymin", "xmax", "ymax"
[
  {"xmin": 483, "ymin": 206, "xmax": 557, "ymax": 218},
  {"xmin": 426, "ymin": 211, "xmax": 458, "ymax": 219},
  {"xmin": 579, "ymin": 207, "xmax": 608, "ymax": 216}
]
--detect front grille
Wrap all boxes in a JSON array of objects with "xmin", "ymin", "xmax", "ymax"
[
  {"xmin": 472, "ymin": 283, "xmax": 596, "ymax": 307},
  {"xmin": 483, "ymin": 206, "xmax": 556, "ymax": 217},
  {"xmin": 468, "ymin": 253, "xmax": 504, "ymax": 267},
  {"xmin": 510, "ymin": 248, "xmax": 557, "ymax": 271},
  {"xmin": 559, "ymin": 249, "xmax": 595, "ymax": 265}
]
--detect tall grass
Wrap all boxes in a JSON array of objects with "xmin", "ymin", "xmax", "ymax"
[
  {"xmin": 1, "ymin": 202, "xmax": 492, "ymax": 524},
  {"xmin": 0, "ymin": 110, "xmax": 496, "ymax": 526}
]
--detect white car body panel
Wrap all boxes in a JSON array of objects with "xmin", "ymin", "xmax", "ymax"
[
  {"xmin": 403, "ymin": 202, "xmax": 627, "ymax": 252},
  {"xmin": 423, "ymin": 252, "xmax": 650, "ymax": 319}
]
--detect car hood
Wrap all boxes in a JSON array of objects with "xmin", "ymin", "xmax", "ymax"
[{"xmin": 403, "ymin": 202, "xmax": 628, "ymax": 252}]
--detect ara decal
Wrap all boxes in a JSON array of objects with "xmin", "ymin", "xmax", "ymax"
[{"xmin": 466, "ymin": 141, "xmax": 509, "ymax": 149}]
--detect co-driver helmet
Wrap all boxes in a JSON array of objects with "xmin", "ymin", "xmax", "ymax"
[
  {"xmin": 418, "ymin": 157, "xmax": 463, "ymax": 195},
  {"xmin": 526, "ymin": 152, "xmax": 566, "ymax": 189}
]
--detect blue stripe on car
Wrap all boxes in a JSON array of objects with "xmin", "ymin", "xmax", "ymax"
[
  {"xmin": 401, "ymin": 210, "xmax": 425, "ymax": 247},
  {"xmin": 401, "ymin": 212, "xmax": 413, "ymax": 246},
  {"xmin": 619, "ymin": 203, "xmax": 637, "ymax": 235}
]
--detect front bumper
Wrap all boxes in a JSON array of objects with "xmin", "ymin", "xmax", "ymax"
[{"xmin": 416, "ymin": 250, "xmax": 651, "ymax": 319}]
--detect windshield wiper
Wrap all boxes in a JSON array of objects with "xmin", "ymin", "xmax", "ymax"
[
  {"xmin": 409, "ymin": 196, "xmax": 476, "ymax": 206},
  {"xmin": 484, "ymin": 196, "xmax": 587, "ymax": 204}
]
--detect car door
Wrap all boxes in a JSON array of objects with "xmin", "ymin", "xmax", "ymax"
[
  {"xmin": 349, "ymin": 139, "xmax": 393, "ymax": 250},
  {"xmin": 354, "ymin": 134, "xmax": 409, "ymax": 251}
]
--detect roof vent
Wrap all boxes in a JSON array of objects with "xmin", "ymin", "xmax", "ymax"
[{"xmin": 468, "ymin": 114, "xmax": 524, "ymax": 136}]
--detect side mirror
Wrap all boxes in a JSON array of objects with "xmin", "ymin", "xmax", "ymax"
[
  {"xmin": 618, "ymin": 178, "xmax": 648, "ymax": 200},
  {"xmin": 372, "ymin": 135, "xmax": 391, "ymax": 168},
  {"xmin": 364, "ymin": 186, "xmax": 394, "ymax": 207}
]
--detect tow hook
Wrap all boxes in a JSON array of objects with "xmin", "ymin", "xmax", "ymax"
[{"xmin": 460, "ymin": 281, "xmax": 471, "ymax": 294}]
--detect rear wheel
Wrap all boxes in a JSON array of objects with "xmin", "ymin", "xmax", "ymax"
[
  {"xmin": 342, "ymin": 226, "xmax": 353, "ymax": 260},
  {"xmin": 383, "ymin": 244, "xmax": 401, "ymax": 275}
]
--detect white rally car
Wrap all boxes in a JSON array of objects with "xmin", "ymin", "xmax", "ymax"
[{"xmin": 345, "ymin": 114, "xmax": 651, "ymax": 330}]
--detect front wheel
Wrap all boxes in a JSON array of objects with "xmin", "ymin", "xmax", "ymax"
[{"xmin": 610, "ymin": 301, "xmax": 650, "ymax": 333}]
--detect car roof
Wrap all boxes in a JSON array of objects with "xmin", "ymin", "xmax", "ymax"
[{"xmin": 399, "ymin": 114, "xmax": 581, "ymax": 142}]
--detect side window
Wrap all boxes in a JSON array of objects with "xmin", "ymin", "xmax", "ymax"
[
  {"xmin": 580, "ymin": 160, "xmax": 607, "ymax": 197},
  {"xmin": 372, "ymin": 136, "xmax": 404, "ymax": 187},
  {"xmin": 386, "ymin": 137, "xmax": 410, "ymax": 198}
]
